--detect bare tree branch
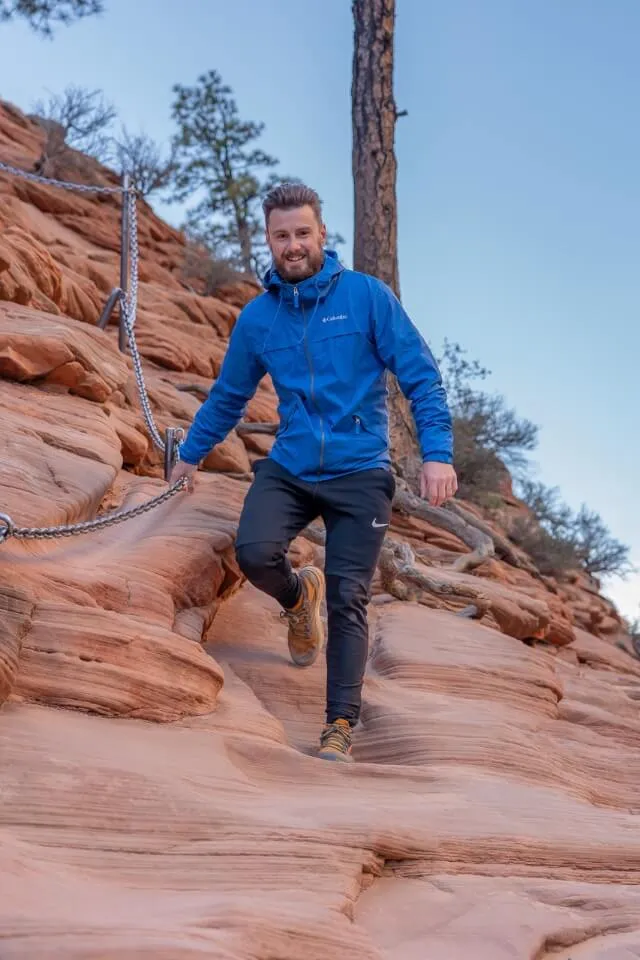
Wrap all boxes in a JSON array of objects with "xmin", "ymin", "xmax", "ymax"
[{"xmin": 114, "ymin": 128, "xmax": 178, "ymax": 197}]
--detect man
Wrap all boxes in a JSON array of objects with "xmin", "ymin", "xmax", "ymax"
[{"xmin": 171, "ymin": 181, "xmax": 457, "ymax": 763}]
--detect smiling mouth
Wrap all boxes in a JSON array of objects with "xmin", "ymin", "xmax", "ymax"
[{"xmin": 286, "ymin": 255, "xmax": 306, "ymax": 263}]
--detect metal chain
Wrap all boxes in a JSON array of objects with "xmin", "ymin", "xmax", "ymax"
[
  {"xmin": 0, "ymin": 164, "xmax": 188, "ymax": 546},
  {"xmin": 0, "ymin": 478, "xmax": 188, "ymax": 544},
  {"xmin": 117, "ymin": 192, "xmax": 167, "ymax": 453},
  {"xmin": 2, "ymin": 160, "xmax": 166, "ymax": 450},
  {"xmin": 0, "ymin": 158, "xmax": 123, "ymax": 194}
]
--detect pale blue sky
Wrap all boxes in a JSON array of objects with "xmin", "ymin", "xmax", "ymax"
[{"xmin": 1, "ymin": 0, "xmax": 638, "ymax": 621}]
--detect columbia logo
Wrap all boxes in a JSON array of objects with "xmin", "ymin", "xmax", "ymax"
[{"xmin": 321, "ymin": 313, "xmax": 348, "ymax": 323}]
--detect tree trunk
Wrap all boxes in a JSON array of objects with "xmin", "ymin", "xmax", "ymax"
[
  {"xmin": 235, "ymin": 212, "xmax": 253, "ymax": 274},
  {"xmin": 351, "ymin": 0, "xmax": 420, "ymax": 489},
  {"xmin": 352, "ymin": 0, "xmax": 400, "ymax": 294}
]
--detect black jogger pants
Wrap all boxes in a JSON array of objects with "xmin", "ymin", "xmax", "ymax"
[{"xmin": 235, "ymin": 457, "xmax": 395, "ymax": 726}]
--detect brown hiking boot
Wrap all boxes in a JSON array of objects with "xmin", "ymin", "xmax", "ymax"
[
  {"xmin": 281, "ymin": 565, "xmax": 325, "ymax": 667},
  {"xmin": 318, "ymin": 719, "xmax": 354, "ymax": 763}
]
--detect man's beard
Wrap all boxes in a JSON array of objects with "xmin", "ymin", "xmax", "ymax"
[{"xmin": 274, "ymin": 247, "xmax": 324, "ymax": 282}]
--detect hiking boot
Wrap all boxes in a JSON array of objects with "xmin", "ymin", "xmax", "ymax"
[
  {"xmin": 281, "ymin": 565, "xmax": 325, "ymax": 667},
  {"xmin": 318, "ymin": 718, "xmax": 354, "ymax": 763}
]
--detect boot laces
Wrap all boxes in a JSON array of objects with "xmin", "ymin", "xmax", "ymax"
[
  {"xmin": 321, "ymin": 721, "xmax": 351, "ymax": 753},
  {"xmin": 280, "ymin": 605, "xmax": 311, "ymax": 631}
]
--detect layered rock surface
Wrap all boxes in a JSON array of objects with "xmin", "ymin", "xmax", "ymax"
[{"xmin": 1, "ymin": 101, "xmax": 638, "ymax": 958}]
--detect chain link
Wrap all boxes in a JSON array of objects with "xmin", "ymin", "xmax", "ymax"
[
  {"xmin": 0, "ymin": 159, "xmax": 123, "ymax": 194},
  {"xmin": 0, "ymin": 478, "xmax": 188, "ymax": 544},
  {"xmin": 118, "ymin": 191, "xmax": 167, "ymax": 452},
  {"xmin": 1, "ymin": 160, "xmax": 165, "ymax": 450},
  {"xmin": 0, "ymin": 163, "xmax": 191, "ymax": 545}
]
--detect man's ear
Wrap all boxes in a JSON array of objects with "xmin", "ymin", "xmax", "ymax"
[{"xmin": 320, "ymin": 221, "xmax": 327, "ymax": 244}]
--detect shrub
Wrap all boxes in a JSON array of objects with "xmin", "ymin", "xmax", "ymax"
[
  {"xmin": 435, "ymin": 341, "xmax": 631, "ymax": 582},
  {"xmin": 515, "ymin": 480, "xmax": 632, "ymax": 579},
  {"xmin": 437, "ymin": 339, "xmax": 537, "ymax": 503},
  {"xmin": 181, "ymin": 230, "xmax": 251, "ymax": 295},
  {"xmin": 508, "ymin": 516, "xmax": 580, "ymax": 576}
]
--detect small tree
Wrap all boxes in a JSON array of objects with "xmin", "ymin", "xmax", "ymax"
[
  {"xmin": 0, "ymin": 0, "xmax": 102, "ymax": 35},
  {"xmin": 516, "ymin": 480, "xmax": 573, "ymax": 538},
  {"xmin": 516, "ymin": 479, "xmax": 632, "ymax": 579},
  {"xmin": 114, "ymin": 128, "xmax": 178, "ymax": 198},
  {"xmin": 437, "ymin": 339, "xmax": 538, "ymax": 501},
  {"xmin": 31, "ymin": 84, "xmax": 116, "ymax": 174},
  {"xmin": 170, "ymin": 70, "xmax": 278, "ymax": 275},
  {"xmin": 570, "ymin": 505, "xmax": 632, "ymax": 578},
  {"xmin": 508, "ymin": 516, "xmax": 580, "ymax": 576}
]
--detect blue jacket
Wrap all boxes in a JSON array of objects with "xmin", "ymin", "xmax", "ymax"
[{"xmin": 178, "ymin": 250, "xmax": 453, "ymax": 481}]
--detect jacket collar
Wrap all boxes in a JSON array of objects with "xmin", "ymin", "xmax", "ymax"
[{"xmin": 262, "ymin": 249, "xmax": 344, "ymax": 306}]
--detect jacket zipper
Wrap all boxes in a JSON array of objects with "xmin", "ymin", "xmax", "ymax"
[{"xmin": 295, "ymin": 285, "xmax": 325, "ymax": 476}]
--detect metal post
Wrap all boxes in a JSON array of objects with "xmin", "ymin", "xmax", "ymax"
[
  {"xmin": 163, "ymin": 427, "xmax": 184, "ymax": 482},
  {"xmin": 96, "ymin": 287, "xmax": 122, "ymax": 330},
  {"xmin": 118, "ymin": 172, "xmax": 131, "ymax": 354}
]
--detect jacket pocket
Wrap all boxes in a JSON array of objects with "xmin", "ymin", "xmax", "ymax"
[
  {"xmin": 333, "ymin": 411, "xmax": 379, "ymax": 439},
  {"xmin": 352, "ymin": 414, "xmax": 370, "ymax": 436},
  {"xmin": 326, "ymin": 411, "xmax": 386, "ymax": 469}
]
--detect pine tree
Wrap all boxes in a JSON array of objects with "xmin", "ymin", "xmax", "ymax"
[
  {"xmin": 0, "ymin": 0, "xmax": 102, "ymax": 35},
  {"xmin": 170, "ymin": 71, "xmax": 278, "ymax": 275}
]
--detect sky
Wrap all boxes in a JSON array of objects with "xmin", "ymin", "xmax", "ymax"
[{"xmin": 1, "ymin": 0, "xmax": 638, "ymax": 622}]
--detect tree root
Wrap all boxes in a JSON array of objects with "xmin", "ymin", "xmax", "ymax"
[
  {"xmin": 392, "ymin": 481, "xmax": 543, "ymax": 578},
  {"xmin": 378, "ymin": 538, "xmax": 492, "ymax": 618},
  {"xmin": 392, "ymin": 485, "xmax": 494, "ymax": 572},
  {"xmin": 299, "ymin": 516, "xmax": 491, "ymax": 620},
  {"xmin": 444, "ymin": 500, "xmax": 543, "ymax": 579}
]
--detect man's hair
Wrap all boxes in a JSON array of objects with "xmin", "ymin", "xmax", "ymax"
[{"xmin": 262, "ymin": 181, "xmax": 323, "ymax": 225}]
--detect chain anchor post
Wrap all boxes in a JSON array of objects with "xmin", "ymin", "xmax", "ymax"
[
  {"xmin": 164, "ymin": 427, "xmax": 184, "ymax": 482},
  {"xmin": 96, "ymin": 171, "xmax": 132, "ymax": 339}
]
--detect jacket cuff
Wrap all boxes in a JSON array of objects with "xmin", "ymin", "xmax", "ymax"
[
  {"xmin": 178, "ymin": 447, "xmax": 201, "ymax": 465},
  {"xmin": 422, "ymin": 452, "xmax": 453, "ymax": 464}
]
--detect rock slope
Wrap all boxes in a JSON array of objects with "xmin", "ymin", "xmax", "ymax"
[{"xmin": 1, "ymin": 100, "xmax": 639, "ymax": 959}]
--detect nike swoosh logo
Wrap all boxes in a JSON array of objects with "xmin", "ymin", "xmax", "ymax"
[{"xmin": 371, "ymin": 519, "xmax": 389, "ymax": 528}]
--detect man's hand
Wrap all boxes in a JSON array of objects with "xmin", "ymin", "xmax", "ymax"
[
  {"xmin": 420, "ymin": 461, "xmax": 457, "ymax": 507},
  {"xmin": 169, "ymin": 459, "xmax": 198, "ymax": 493}
]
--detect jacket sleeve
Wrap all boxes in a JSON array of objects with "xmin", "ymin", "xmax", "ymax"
[
  {"xmin": 370, "ymin": 278, "xmax": 453, "ymax": 463},
  {"xmin": 178, "ymin": 310, "xmax": 266, "ymax": 465}
]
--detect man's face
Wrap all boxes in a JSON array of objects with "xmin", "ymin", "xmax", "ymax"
[{"xmin": 266, "ymin": 205, "xmax": 326, "ymax": 283}]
